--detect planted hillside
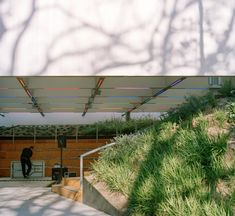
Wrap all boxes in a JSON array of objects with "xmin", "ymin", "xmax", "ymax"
[{"xmin": 92, "ymin": 93, "xmax": 235, "ymax": 216}]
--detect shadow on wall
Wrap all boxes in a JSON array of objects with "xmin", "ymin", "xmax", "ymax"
[
  {"xmin": 0, "ymin": 12, "xmax": 6, "ymax": 40},
  {"xmin": 0, "ymin": 0, "xmax": 234, "ymax": 76}
]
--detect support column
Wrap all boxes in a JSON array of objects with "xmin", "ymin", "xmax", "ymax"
[
  {"xmin": 12, "ymin": 126, "xmax": 15, "ymax": 144},
  {"xmin": 96, "ymin": 125, "xmax": 98, "ymax": 143},
  {"xmin": 55, "ymin": 126, "xmax": 57, "ymax": 143},
  {"xmin": 34, "ymin": 126, "xmax": 36, "ymax": 144},
  {"xmin": 126, "ymin": 112, "xmax": 131, "ymax": 121},
  {"xmin": 76, "ymin": 125, "xmax": 78, "ymax": 143}
]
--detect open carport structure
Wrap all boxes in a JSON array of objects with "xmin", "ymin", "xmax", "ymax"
[{"xmin": 0, "ymin": 76, "xmax": 222, "ymax": 119}]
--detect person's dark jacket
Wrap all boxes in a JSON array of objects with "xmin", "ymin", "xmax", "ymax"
[{"xmin": 21, "ymin": 148, "xmax": 33, "ymax": 160}]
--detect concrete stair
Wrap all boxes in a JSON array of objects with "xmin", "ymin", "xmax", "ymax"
[
  {"xmin": 63, "ymin": 177, "xmax": 81, "ymax": 188},
  {"xmin": 51, "ymin": 177, "xmax": 82, "ymax": 201}
]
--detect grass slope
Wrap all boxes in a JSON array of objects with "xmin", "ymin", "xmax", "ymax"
[{"xmin": 92, "ymin": 94, "xmax": 235, "ymax": 216}]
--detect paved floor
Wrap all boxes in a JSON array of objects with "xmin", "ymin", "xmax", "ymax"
[
  {"xmin": 0, "ymin": 179, "xmax": 110, "ymax": 216},
  {"xmin": 0, "ymin": 177, "xmax": 54, "ymax": 187}
]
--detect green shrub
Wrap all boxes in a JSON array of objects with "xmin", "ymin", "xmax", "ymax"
[
  {"xmin": 159, "ymin": 197, "xmax": 230, "ymax": 216},
  {"xmin": 218, "ymin": 80, "xmax": 233, "ymax": 97},
  {"xmin": 0, "ymin": 116, "xmax": 158, "ymax": 138},
  {"xmin": 213, "ymin": 109, "xmax": 228, "ymax": 128},
  {"xmin": 92, "ymin": 131, "xmax": 155, "ymax": 196},
  {"xmin": 164, "ymin": 92, "xmax": 216, "ymax": 123},
  {"xmin": 92, "ymin": 93, "xmax": 235, "ymax": 216},
  {"xmin": 227, "ymin": 102, "xmax": 235, "ymax": 123}
]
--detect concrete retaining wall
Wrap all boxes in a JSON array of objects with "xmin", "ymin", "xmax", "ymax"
[{"xmin": 83, "ymin": 176, "xmax": 126, "ymax": 216}]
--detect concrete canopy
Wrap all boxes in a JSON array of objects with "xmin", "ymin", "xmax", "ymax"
[{"xmin": 0, "ymin": 76, "xmax": 213, "ymax": 117}]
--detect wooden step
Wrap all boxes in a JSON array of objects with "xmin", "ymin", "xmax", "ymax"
[
  {"xmin": 51, "ymin": 183, "xmax": 63, "ymax": 192},
  {"xmin": 63, "ymin": 177, "xmax": 80, "ymax": 188},
  {"xmin": 51, "ymin": 184, "xmax": 81, "ymax": 201}
]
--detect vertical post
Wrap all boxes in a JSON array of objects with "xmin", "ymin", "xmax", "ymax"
[
  {"xmin": 76, "ymin": 125, "xmax": 78, "ymax": 143},
  {"xmin": 80, "ymin": 155, "xmax": 83, "ymax": 199},
  {"xmin": 12, "ymin": 126, "xmax": 15, "ymax": 144},
  {"xmin": 135, "ymin": 122, "xmax": 137, "ymax": 133},
  {"xmin": 116, "ymin": 127, "xmax": 118, "ymax": 136},
  {"xmin": 34, "ymin": 126, "xmax": 36, "ymax": 144},
  {"xmin": 60, "ymin": 146, "xmax": 63, "ymax": 183},
  {"xmin": 55, "ymin": 126, "xmax": 57, "ymax": 143},
  {"xmin": 126, "ymin": 112, "xmax": 130, "ymax": 121},
  {"xmin": 116, "ymin": 120, "xmax": 120, "ymax": 136},
  {"xmin": 57, "ymin": 135, "xmax": 66, "ymax": 183},
  {"xmin": 96, "ymin": 125, "xmax": 98, "ymax": 143}
]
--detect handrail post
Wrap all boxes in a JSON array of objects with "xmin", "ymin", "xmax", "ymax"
[{"xmin": 80, "ymin": 155, "xmax": 84, "ymax": 197}]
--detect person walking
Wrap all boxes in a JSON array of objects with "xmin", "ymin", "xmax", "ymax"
[{"xmin": 20, "ymin": 146, "xmax": 34, "ymax": 178}]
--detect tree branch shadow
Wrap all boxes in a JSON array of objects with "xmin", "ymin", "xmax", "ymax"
[
  {"xmin": 125, "ymin": 126, "xmax": 177, "ymax": 215},
  {"xmin": 0, "ymin": 0, "xmax": 234, "ymax": 75}
]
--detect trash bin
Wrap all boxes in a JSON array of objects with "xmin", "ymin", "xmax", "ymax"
[{"xmin": 52, "ymin": 167, "xmax": 68, "ymax": 181}]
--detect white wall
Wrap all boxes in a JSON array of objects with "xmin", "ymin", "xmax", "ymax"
[{"xmin": 0, "ymin": 0, "xmax": 234, "ymax": 76}]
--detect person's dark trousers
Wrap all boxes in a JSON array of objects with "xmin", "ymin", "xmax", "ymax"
[{"xmin": 21, "ymin": 158, "xmax": 32, "ymax": 177}]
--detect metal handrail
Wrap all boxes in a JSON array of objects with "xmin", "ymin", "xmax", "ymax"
[
  {"xmin": 79, "ymin": 142, "xmax": 117, "ymax": 200},
  {"xmin": 79, "ymin": 124, "xmax": 157, "ymax": 201}
]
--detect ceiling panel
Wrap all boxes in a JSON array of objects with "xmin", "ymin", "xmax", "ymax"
[{"xmin": 0, "ymin": 76, "xmax": 213, "ymax": 116}]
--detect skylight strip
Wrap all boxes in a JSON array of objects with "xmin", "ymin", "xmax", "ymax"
[
  {"xmin": 47, "ymin": 96, "xmax": 78, "ymax": 99},
  {"xmin": 1, "ymin": 107, "xmax": 27, "ymax": 110},
  {"xmin": 46, "ymin": 87, "xmax": 80, "ymax": 90},
  {"xmin": 50, "ymin": 107, "xmax": 76, "ymax": 110},
  {"xmin": 0, "ymin": 96, "xmax": 18, "ymax": 98},
  {"xmin": 108, "ymin": 96, "xmax": 139, "ymax": 99},
  {"xmin": 158, "ymin": 96, "xmax": 185, "ymax": 99},
  {"xmin": 100, "ymin": 107, "xmax": 124, "ymax": 110},
  {"xmin": 115, "ymin": 87, "xmax": 150, "ymax": 90}
]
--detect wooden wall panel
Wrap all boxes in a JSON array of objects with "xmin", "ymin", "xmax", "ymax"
[
  {"xmin": 0, "ymin": 169, "xmax": 10, "ymax": 177},
  {"xmin": 0, "ymin": 138, "xmax": 109, "ymax": 177},
  {"xmin": 0, "ymin": 160, "xmax": 11, "ymax": 168}
]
